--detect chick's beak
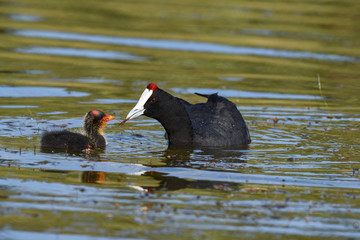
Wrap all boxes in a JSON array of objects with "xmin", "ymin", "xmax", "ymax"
[{"xmin": 104, "ymin": 114, "xmax": 114, "ymax": 122}]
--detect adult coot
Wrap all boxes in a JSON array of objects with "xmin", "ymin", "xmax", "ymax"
[
  {"xmin": 121, "ymin": 83, "xmax": 251, "ymax": 147},
  {"xmin": 41, "ymin": 110, "xmax": 114, "ymax": 152}
]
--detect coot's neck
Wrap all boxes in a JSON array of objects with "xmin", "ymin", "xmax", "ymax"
[
  {"xmin": 147, "ymin": 89, "xmax": 194, "ymax": 146},
  {"xmin": 84, "ymin": 123, "xmax": 105, "ymax": 147}
]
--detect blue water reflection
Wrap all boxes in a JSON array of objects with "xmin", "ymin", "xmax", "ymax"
[
  {"xmin": 171, "ymin": 87, "xmax": 323, "ymax": 100},
  {"xmin": 0, "ymin": 86, "xmax": 89, "ymax": 98},
  {"xmin": 7, "ymin": 14, "xmax": 43, "ymax": 22},
  {"xmin": 15, "ymin": 46, "xmax": 147, "ymax": 60},
  {"xmin": 0, "ymin": 105, "xmax": 38, "ymax": 108},
  {"xmin": 11, "ymin": 29, "xmax": 358, "ymax": 62}
]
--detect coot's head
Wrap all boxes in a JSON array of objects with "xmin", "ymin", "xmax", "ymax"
[
  {"xmin": 84, "ymin": 110, "xmax": 114, "ymax": 135},
  {"xmin": 121, "ymin": 83, "xmax": 164, "ymax": 125}
]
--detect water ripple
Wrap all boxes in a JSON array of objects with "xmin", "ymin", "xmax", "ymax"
[
  {"xmin": 0, "ymin": 86, "xmax": 89, "ymax": 98},
  {"xmin": 15, "ymin": 46, "xmax": 147, "ymax": 60},
  {"xmin": 171, "ymin": 87, "xmax": 323, "ymax": 100},
  {"xmin": 7, "ymin": 14, "xmax": 43, "ymax": 22},
  {"xmin": 11, "ymin": 29, "xmax": 359, "ymax": 62}
]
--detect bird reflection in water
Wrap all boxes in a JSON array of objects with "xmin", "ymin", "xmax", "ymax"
[
  {"xmin": 139, "ymin": 146, "xmax": 248, "ymax": 192},
  {"xmin": 81, "ymin": 171, "xmax": 106, "ymax": 184}
]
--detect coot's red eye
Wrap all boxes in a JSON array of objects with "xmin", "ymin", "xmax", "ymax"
[{"xmin": 151, "ymin": 98, "xmax": 156, "ymax": 103}]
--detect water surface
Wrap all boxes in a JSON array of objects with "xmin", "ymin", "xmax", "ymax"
[
  {"xmin": 1, "ymin": 0, "xmax": 359, "ymax": 239},
  {"xmin": 0, "ymin": 86, "xmax": 89, "ymax": 98},
  {"xmin": 16, "ymin": 46, "xmax": 147, "ymax": 60},
  {"xmin": 11, "ymin": 29, "xmax": 358, "ymax": 62},
  {"xmin": 171, "ymin": 87, "xmax": 324, "ymax": 100}
]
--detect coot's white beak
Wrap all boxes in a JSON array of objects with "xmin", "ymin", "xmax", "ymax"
[{"xmin": 120, "ymin": 88, "xmax": 153, "ymax": 126}]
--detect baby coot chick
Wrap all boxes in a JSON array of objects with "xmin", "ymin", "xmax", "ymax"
[
  {"xmin": 41, "ymin": 110, "xmax": 114, "ymax": 153},
  {"xmin": 120, "ymin": 83, "xmax": 251, "ymax": 147}
]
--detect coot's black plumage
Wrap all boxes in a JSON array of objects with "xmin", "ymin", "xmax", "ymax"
[
  {"xmin": 121, "ymin": 83, "xmax": 251, "ymax": 147},
  {"xmin": 41, "ymin": 110, "xmax": 114, "ymax": 152}
]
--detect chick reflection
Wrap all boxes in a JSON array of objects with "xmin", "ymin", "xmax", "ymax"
[{"xmin": 81, "ymin": 171, "xmax": 106, "ymax": 184}]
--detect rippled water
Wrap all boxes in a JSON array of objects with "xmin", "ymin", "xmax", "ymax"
[
  {"xmin": 1, "ymin": 0, "xmax": 359, "ymax": 239},
  {"xmin": 7, "ymin": 14, "xmax": 43, "ymax": 22},
  {"xmin": 171, "ymin": 87, "xmax": 324, "ymax": 100},
  {"xmin": 0, "ymin": 86, "xmax": 89, "ymax": 98},
  {"xmin": 16, "ymin": 46, "xmax": 147, "ymax": 61},
  {"xmin": 11, "ymin": 29, "xmax": 359, "ymax": 62}
]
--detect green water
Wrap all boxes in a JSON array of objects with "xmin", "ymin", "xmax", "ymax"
[{"xmin": 0, "ymin": 0, "xmax": 360, "ymax": 239}]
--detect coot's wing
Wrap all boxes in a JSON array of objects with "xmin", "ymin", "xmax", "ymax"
[
  {"xmin": 186, "ymin": 93, "xmax": 250, "ymax": 147},
  {"xmin": 177, "ymin": 97, "xmax": 191, "ymax": 107}
]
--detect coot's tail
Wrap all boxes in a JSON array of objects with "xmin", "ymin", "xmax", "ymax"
[{"xmin": 194, "ymin": 92, "xmax": 218, "ymax": 98}]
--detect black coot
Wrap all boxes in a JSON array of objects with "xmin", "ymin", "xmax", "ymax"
[
  {"xmin": 41, "ymin": 110, "xmax": 114, "ymax": 152},
  {"xmin": 120, "ymin": 83, "xmax": 251, "ymax": 147}
]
